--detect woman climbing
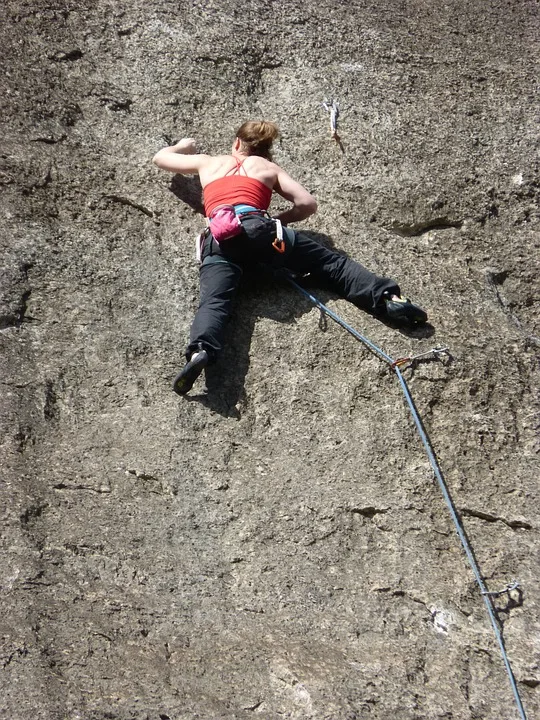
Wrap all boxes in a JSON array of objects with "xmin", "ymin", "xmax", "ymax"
[{"xmin": 152, "ymin": 120, "xmax": 427, "ymax": 395}]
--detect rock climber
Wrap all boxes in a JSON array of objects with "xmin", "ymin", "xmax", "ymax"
[{"xmin": 152, "ymin": 120, "xmax": 427, "ymax": 395}]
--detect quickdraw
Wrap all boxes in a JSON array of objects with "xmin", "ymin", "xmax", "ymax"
[
  {"xmin": 323, "ymin": 98, "xmax": 340, "ymax": 140},
  {"xmin": 391, "ymin": 346, "xmax": 451, "ymax": 369},
  {"xmin": 272, "ymin": 217, "xmax": 286, "ymax": 253}
]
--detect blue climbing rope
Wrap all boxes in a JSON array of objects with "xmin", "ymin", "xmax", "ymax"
[{"xmin": 286, "ymin": 277, "xmax": 528, "ymax": 720}]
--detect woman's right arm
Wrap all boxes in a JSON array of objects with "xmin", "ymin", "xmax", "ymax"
[
  {"xmin": 152, "ymin": 138, "xmax": 210, "ymax": 175},
  {"xmin": 273, "ymin": 166, "xmax": 318, "ymax": 225}
]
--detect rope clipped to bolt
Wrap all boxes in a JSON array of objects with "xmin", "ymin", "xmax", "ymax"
[
  {"xmin": 391, "ymin": 346, "xmax": 451, "ymax": 369},
  {"xmin": 482, "ymin": 580, "xmax": 521, "ymax": 598},
  {"xmin": 284, "ymin": 273, "xmax": 528, "ymax": 720}
]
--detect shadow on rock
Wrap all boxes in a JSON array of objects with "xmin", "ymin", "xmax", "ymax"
[
  {"xmin": 169, "ymin": 174, "xmax": 204, "ymax": 215},
  {"xmin": 184, "ymin": 270, "xmax": 316, "ymax": 418},
  {"xmin": 373, "ymin": 313, "xmax": 436, "ymax": 340},
  {"xmin": 177, "ymin": 229, "xmax": 435, "ymax": 416}
]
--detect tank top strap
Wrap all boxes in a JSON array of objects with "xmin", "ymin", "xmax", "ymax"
[{"xmin": 224, "ymin": 157, "xmax": 248, "ymax": 177}]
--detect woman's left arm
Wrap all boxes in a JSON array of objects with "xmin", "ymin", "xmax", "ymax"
[{"xmin": 152, "ymin": 138, "xmax": 209, "ymax": 174}]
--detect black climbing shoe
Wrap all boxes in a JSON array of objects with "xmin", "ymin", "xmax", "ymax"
[
  {"xmin": 173, "ymin": 350, "xmax": 208, "ymax": 395},
  {"xmin": 384, "ymin": 295, "xmax": 428, "ymax": 325}
]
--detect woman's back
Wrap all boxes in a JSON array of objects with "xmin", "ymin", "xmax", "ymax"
[
  {"xmin": 201, "ymin": 155, "xmax": 276, "ymax": 216},
  {"xmin": 198, "ymin": 154, "xmax": 279, "ymax": 190},
  {"xmin": 152, "ymin": 120, "xmax": 318, "ymax": 225}
]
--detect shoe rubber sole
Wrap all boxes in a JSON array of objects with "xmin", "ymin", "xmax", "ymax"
[
  {"xmin": 173, "ymin": 351, "xmax": 208, "ymax": 395},
  {"xmin": 385, "ymin": 298, "xmax": 428, "ymax": 325}
]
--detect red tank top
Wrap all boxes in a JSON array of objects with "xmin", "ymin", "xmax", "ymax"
[{"xmin": 203, "ymin": 158, "xmax": 273, "ymax": 216}]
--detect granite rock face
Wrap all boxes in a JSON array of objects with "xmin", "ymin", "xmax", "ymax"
[{"xmin": 1, "ymin": 1, "xmax": 539, "ymax": 718}]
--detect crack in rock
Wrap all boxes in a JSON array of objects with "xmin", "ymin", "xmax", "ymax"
[
  {"xmin": 243, "ymin": 700, "xmax": 264, "ymax": 711},
  {"xmin": 51, "ymin": 48, "xmax": 83, "ymax": 62},
  {"xmin": 102, "ymin": 194, "xmax": 155, "ymax": 217},
  {"xmin": 127, "ymin": 469, "xmax": 160, "ymax": 482},
  {"xmin": 99, "ymin": 96, "xmax": 132, "ymax": 112},
  {"xmin": 30, "ymin": 134, "xmax": 67, "ymax": 144},
  {"xmin": 304, "ymin": 528, "xmax": 337, "ymax": 546},
  {"xmin": 350, "ymin": 506, "xmax": 388, "ymax": 518},
  {"xmin": 460, "ymin": 507, "xmax": 532, "ymax": 530},
  {"xmin": 53, "ymin": 483, "xmax": 111, "ymax": 494},
  {"xmin": 391, "ymin": 217, "xmax": 463, "ymax": 236}
]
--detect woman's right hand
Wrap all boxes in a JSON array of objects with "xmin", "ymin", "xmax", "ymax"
[{"xmin": 174, "ymin": 138, "xmax": 198, "ymax": 154}]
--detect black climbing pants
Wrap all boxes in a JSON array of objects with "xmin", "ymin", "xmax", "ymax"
[{"xmin": 187, "ymin": 215, "xmax": 400, "ymax": 361}]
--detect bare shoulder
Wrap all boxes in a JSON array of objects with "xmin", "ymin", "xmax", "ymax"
[
  {"xmin": 255, "ymin": 157, "xmax": 281, "ymax": 172},
  {"xmin": 242, "ymin": 156, "xmax": 281, "ymax": 184},
  {"xmin": 204, "ymin": 154, "xmax": 232, "ymax": 171},
  {"xmin": 198, "ymin": 155, "xmax": 235, "ymax": 185}
]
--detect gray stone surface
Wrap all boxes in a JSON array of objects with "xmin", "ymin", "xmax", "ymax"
[{"xmin": 1, "ymin": 1, "xmax": 539, "ymax": 718}]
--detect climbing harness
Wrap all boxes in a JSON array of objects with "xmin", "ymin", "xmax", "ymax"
[
  {"xmin": 323, "ymin": 99, "xmax": 340, "ymax": 140},
  {"xmin": 196, "ymin": 212, "xmax": 287, "ymax": 264},
  {"xmin": 284, "ymin": 274, "xmax": 528, "ymax": 720}
]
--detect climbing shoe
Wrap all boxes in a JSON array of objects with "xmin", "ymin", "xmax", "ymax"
[
  {"xmin": 172, "ymin": 350, "xmax": 208, "ymax": 395},
  {"xmin": 384, "ymin": 295, "xmax": 428, "ymax": 325}
]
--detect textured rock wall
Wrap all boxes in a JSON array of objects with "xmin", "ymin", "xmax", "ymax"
[{"xmin": 1, "ymin": 0, "xmax": 539, "ymax": 718}]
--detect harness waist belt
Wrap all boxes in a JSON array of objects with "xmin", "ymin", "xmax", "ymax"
[{"xmin": 233, "ymin": 204, "xmax": 263, "ymax": 216}]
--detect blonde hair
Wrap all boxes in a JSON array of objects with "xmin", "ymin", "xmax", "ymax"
[{"xmin": 235, "ymin": 120, "xmax": 279, "ymax": 160}]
